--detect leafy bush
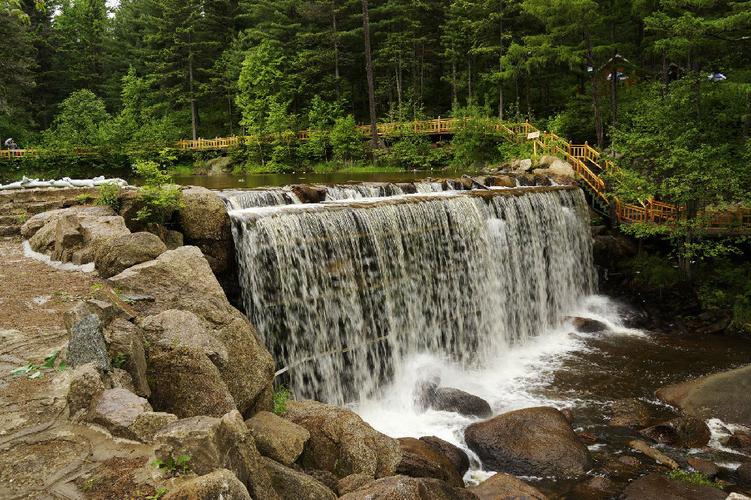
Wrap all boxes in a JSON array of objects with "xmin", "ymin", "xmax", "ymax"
[
  {"xmin": 132, "ymin": 160, "xmax": 183, "ymax": 224},
  {"xmin": 450, "ymin": 106, "xmax": 503, "ymax": 168},
  {"xmin": 273, "ymin": 386, "xmax": 290, "ymax": 416},
  {"xmin": 383, "ymin": 128, "xmax": 435, "ymax": 170},
  {"xmin": 330, "ymin": 115, "xmax": 364, "ymax": 163},
  {"xmin": 666, "ymin": 470, "xmax": 716, "ymax": 488},
  {"xmin": 41, "ymin": 90, "xmax": 111, "ymax": 150},
  {"xmin": 96, "ymin": 183, "xmax": 122, "ymax": 212}
]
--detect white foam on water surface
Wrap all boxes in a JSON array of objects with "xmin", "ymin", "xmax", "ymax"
[{"xmin": 22, "ymin": 241, "xmax": 95, "ymax": 273}]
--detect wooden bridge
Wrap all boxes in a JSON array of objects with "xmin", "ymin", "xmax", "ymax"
[{"xmin": 3, "ymin": 118, "xmax": 749, "ymax": 233}]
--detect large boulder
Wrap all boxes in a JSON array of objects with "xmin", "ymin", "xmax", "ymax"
[
  {"xmin": 67, "ymin": 314, "xmax": 110, "ymax": 370},
  {"xmin": 469, "ymin": 472, "xmax": 546, "ymax": 500},
  {"xmin": 419, "ymin": 436, "xmax": 470, "ymax": 477},
  {"xmin": 108, "ymin": 246, "xmax": 275, "ymax": 415},
  {"xmin": 177, "ymin": 186, "xmax": 233, "ymax": 274},
  {"xmin": 66, "ymin": 362, "xmax": 106, "ymax": 420},
  {"xmin": 639, "ymin": 416, "xmax": 711, "ymax": 448},
  {"xmin": 430, "ymin": 388, "xmax": 492, "ymax": 418},
  {"xmin": 338, "ymin": 475, "xmax": 476, "ymax": 500},
  {"xmin": 464, "ymin": 407, "xmax": 592, "ymax": 477},
  {"xmin": 655, "ymin": 365, "xmax": 751, "ymax": 426},
  {"xmin": 163, "ymin": 469, "xmax": 251, "ymax": 500},
  {"xmin": 103, "ymin": 319, "xmax": 150, "ymax": 398},
  {"xmin": 146, "ymin": 343, "xmax": 236, "ymax": 418},
  {"xmin": 283, "ymin": 400, "xmax": 401, "ymax": 479},
  {"xmin": 621, "ymin": 473, "xmax": 725, "ymax": 500},
  {"xmin": 608, "ymin": 398, "xmax": 653, "ymax": 428},
  {"xmin": 90, "ymin": 388, "xmax": 152, "ymax": 440},
  {"xmin": 155, "ymin": 410, "xmax": 278, "ymax": 500},
  {"xmin": 395, "ymin": 437, "xmax": 464, "ymax": 487},
  {"xmin": 263, "ymin": 457, "xmax": 337, "ymax": 500},
  {"xmin": 94, "ymin": 232, "xmax": 167, "ymax": 278},
  {"xmin": 246, "ymin": 411, "xmax": 310, "ymax": 466},
  {"xmin": 22, "ymin": 205, "xmax": 112, "ymax": 240}
]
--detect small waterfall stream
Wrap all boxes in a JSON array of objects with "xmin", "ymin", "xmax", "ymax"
[{"xmin": 229, "ymin": 186, "xmax": 595, "ymax": 405}]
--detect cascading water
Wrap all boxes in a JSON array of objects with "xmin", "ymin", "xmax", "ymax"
[
  {"xmin": 221, "ymin": 189, "xmax": 300, "ymax": 210},
  {"xmin": 229, "ymin": 186, "xmax": 596, "ymax": 405}
]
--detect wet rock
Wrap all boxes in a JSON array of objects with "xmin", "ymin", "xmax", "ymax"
[
  {"xmin": 485, "ymin": 175, "xmax": 516, "ymax": 188},
  {"xmin": 728, "ymin": 430, "xmax": 751, "ymax": 450},
  {"xmin": 618, "ymin": 456, "xmax": 642, "ymax": 468},
  {"xmin": 568, "ymin": 316, "xmax": 609, "ymax": 333},
  {"xmin": 292, "ymin": 185, "xmax": 327, "ymax": 203},
  {"xmin": 67, "ymin": 362, "xmax": 106, "ymax": 420},
  {"xmin": 464, "ymin": 406, "xmax": 592, "ymax": 477},
  {"xmin": 395, "ymin": 437, "xmax": 464, "ymax": 487},
  {"xmin": 245, "ymin": 411, "xmax": 310, "ymax": 466},
  {"xmin": 609, "ymin": 398, "xmax": 652, "ymax": 428},
  {"xmin": 570, "ymin": 476, "xmax": 614, "ymax": 500},
  {"xmin": 561, "ymin": 408, "xmax": 574, "ymax": 423},
  {"xmin": 67, "ymin": 314, "xmax": 110, "ymax": 370},
  {"xmin": 283, "ymin": 400, "xmax": 401, "ymax": 479},
  {"xmin": 622, "ymin": 472, "xmax": 725, "ymax": 500},
  {"xmin": 109, "ymin": 246, "xmax": 275, "ymax": 415},
  {"xmin": 655, "ymin": 364, "xmax": 751, "ymax": 426},
  {"xmin": 94, "ymin": 232, "xmax": 167, "ymax": 278},
  {"xmin": 430, "ymin": 387, "xmax": 492, "ymax": 418},
  {"xmin": 413, "ymin": 377, "xmax": 439, "ymax": 410},
  {"xmin": 419, "ymin": 436, "xmax": 470, "ymax": 477},
  {"xmin": 91, "ymin": 388, "xmax": 152, "ymax": 440},
  {"xmin": 640, "ymin": 416, "xmax": 711, "ymax": 448},
  {"xmin": 163, "ymin": 469, "xmax": 251, "ymax": 500},
  {"xmin": 628, "ymin": 439, "xmax": 678, "ymax": 469},
  {"xmin": 338, "ymin": 473, "xmax": 374, "ymax": 495},
  {"xmin": 129, "ymin": 411, "xmax": 178, "ymax": 443},
  {"xmin": 577, "ymin": 431, "xmax": 598, "ymax": 444},
  {"xmin": 155, "ymin": 410, "xmax": 278, "ymax": 500},
  {"xmin": 103, "ymin": 318, "xmax": 149, "ymax": 397},
  {"xmin": 146, "ymin": 343, "xmax": 236, "ymax": 418},
  {"xmin": 339, "ymin": 475, "xmax": 476, "ymax": 500},
  {"xmin": 687, "ymin": 457, "xmax": 720, "ymax": 479},
  {"xmin": 263, "ymin": 457, "xmax": 337, "ymax": 500},
  {"xmin": 512, "ymin": 158, "xmax": 533, "ymax": 173},
  {"xmin": 469, "ymin": 472, "xmax": 547, "ymax": 500},
  {"xmin": 737, "ymin": 462, "xmax": 751, "ymax": 486}
]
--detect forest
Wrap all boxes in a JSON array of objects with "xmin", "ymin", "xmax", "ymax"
[{"xmin": 1, "ymin": 0, "xmax": 750, "ymax": 202}]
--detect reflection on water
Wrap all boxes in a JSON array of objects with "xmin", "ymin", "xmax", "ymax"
[{"xmin": 171, "ymin": 171, "xmax": 467, "ymax": 190}]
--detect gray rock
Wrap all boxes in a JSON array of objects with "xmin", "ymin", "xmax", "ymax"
[
  {"xmin": 94, "ymin": 231, "xmax": 167, "ymax": 278},
  {"xmin": 656, "ymin": 364, "xmax": 751, "ymax": 426},
  {"xmin": 284, "ymin": 400, "xmax": 401, "ymax": 479},
  {"xmin": 130, "ymin": 411, "xmax": 178, "ymax": 443},
  {"xmin": 67, "ymin": 314, "xmax": 110, "ymax": 370},
  {"xmin": 104, "ymin": 319, "xmax": 150, "ymax": 397},
  {"xmin": 338, "ymin": 475, "xmax": 476, "ymax": 500},
  {"xmin": 155, "ymin": 410, "xmax": 279, "ymax": 500},
  {"xmin": 66, "ymin": 362, "xmax": 106, "ymax": 420},
  {"xmin": 419, "ymin": 436, "xmax": 470, "ymax": 477},
  {"xmin": 622, "ymin": 472, "xmax": 725, "ymax": 500},
  {"xmin": 263, "ymin": 457, "xmax": 337, "ymax": 500},
  {"xmin": 64, "ymin": 299, "xmax": 121, "ymax": 331},
  {"xmin": 163, "ymin": 468, "xmax": 251, "ymax": 500},
  {"xmin": 91, "ymin": 388, "xmax": 152, "ymax": 440},
  {"xmin": 431, "ymin": 387, "xmax": 492, "ymax": 418},
  {"xmin": 245, "ymin": 411, "xmax": 310, "ymax": 465},
  {"xmin": 470, "ymin": 472, "xmax": 547, "ymax": 500},
  {"xmin": 464, "ymin": 406, "xmax": 592, "ymax": 477}
]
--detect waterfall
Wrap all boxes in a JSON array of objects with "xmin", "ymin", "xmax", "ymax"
[
  {"xmin": 229, "ymin": 186, "xmax": 595, "ymax": 405},
  {"xmin": 221, "ymin": 189, "xmax": 300, "ymax": 210},
  {"xmin": 324, "ymin": 183, "xmax": 404, "ymax": 200}
]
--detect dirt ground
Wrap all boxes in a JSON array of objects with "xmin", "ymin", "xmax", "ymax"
[{"xmin": 0, "ymin": 237, "xmax": 159, "ymax": 499}]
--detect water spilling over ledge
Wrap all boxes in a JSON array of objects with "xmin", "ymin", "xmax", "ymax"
[{"xmin": 229, "ymin": 185, "xmax": 595, "ymax": 405}]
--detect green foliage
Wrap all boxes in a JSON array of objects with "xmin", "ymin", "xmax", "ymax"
[
  {"xmin": 112, "ymin": 353, "xmax": 128, "ymax": 369},
  {"xmin": 330, "ymin": 116, "xmax": 364, "ymax": 164},
  {"xmin": 151, "ymin": 454, "xmax": 191, "ymax": 476},
  {"xmin": 42, "ymin": 90, "xmax": 110, "ymax": 150},
  {"xmin": 450, "ymin": 106, "xmax": 503, "ymax": 168},
  {"xmin": 133, "ymin": 160, "xmax": 183, "ymax": 224},
  {"xmin": 145, "ymin": 487, "xmax": 169, "ymax": 500},
  {"xmin": 10, "ymin": 350, "xmax": 65, "ymax": 379},
  {"xmin": 273, "ymin": 386, "xmax": 290, "ymax": 416},
  {"xmin": 666, "ymin": 470, "xmax": 716, "ymax": 488},
  {"xmin": 96, "ymin": 183, "xmax": 122, "ymax": 212}
]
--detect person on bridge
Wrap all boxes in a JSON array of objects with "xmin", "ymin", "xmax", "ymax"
[{"xmin": 4, "ymin": 138, "xmax": 18, "ymax": 150}]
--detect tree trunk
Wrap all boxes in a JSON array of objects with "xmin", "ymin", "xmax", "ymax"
[
  {"xmin": 467, "ymin": 57, "xmax": 472, "ymax": 105},
  {"xmin": 361, "ymin": 0, "xmax": 379, "ymax": 147},
  {"xmin": 610, "ymin": 57, "xmax": 618, "ymax": 129},
  {"xmin": 332, "ymin": 1, "xmax": 340, "ymax": 100},
  {"xmin": 498, "ymin": 0, "xmax": 504, "ymax": 120},
  {"xmin": 585, "ymin": 32, "xmax": 604, "ymax": 148},
  {"xmin": 188, "ymin": 46, "xmax": 198, "ymax": 141}
]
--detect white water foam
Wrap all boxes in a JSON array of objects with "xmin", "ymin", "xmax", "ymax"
[{"xmin": 22, "ymin": 240, "xmax": 95, "ymax": 273}]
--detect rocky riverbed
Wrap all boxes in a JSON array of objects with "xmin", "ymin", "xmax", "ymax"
[{"xmin": 1, "ymin": 184, "xmax": 751, "ymax": 499}]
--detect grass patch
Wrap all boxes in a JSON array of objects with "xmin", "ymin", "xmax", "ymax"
[
  {"xmin": 273, "ymin": 386, "xmax": 291, "ymax": 416},
  {"xmin": 312, "ymin": 162, "xmax": 406, "ymax": 174},
  {"xmin": 667, "ymin": 470, "xmax": 717, "ymax": 487}
]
